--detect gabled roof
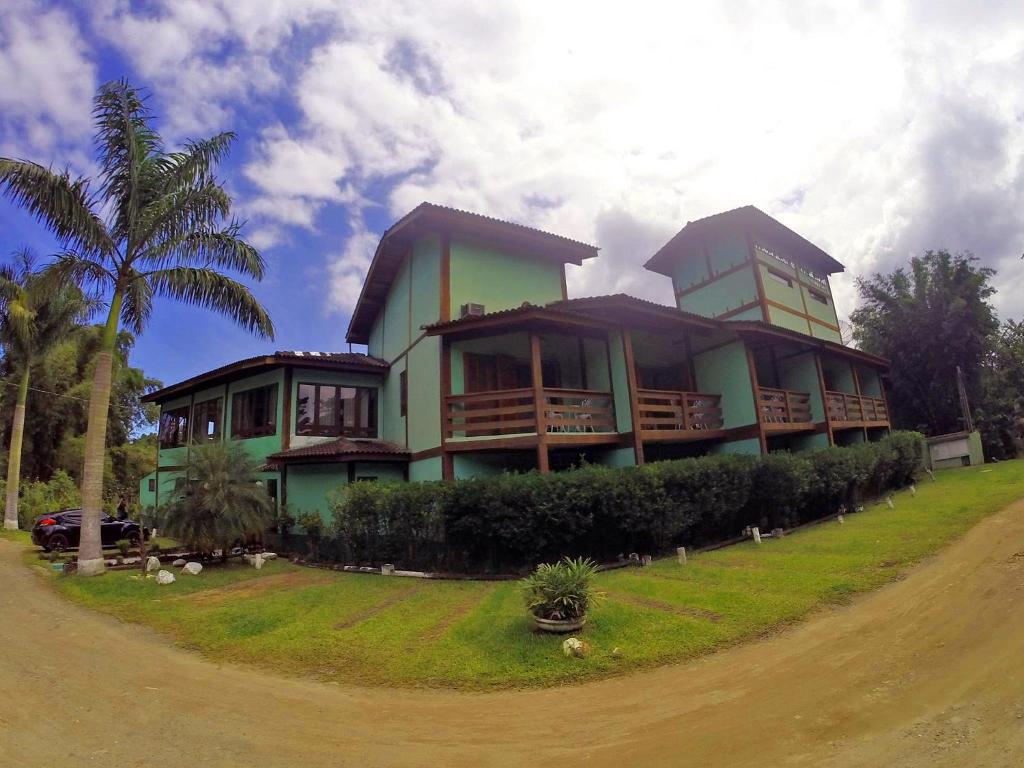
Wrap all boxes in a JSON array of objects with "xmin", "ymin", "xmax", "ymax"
[
  {"xmin": 345, "ymin": 203, "xmax": 599, "ymax": 345},
  {"xmin": 423, "ymin": 302, "xmax": 609, "ymax": 339},
  {"xmin": 266, "ymin": 437, "xmax": 409, "ymax": 464},
  {"xmin": 142, "ymin": 351, "xmax": 388, "ymax": 404},
  {"xmin": 550, "ymin": 294, "xmax": 719, "ymax": 331},
  {"xmin": 726, "ymin": 320, "xmax": 888, "ymax": 368},
  {"xmin": 644, "ymin": 205, "xmax": 845, "ymax": 278}
]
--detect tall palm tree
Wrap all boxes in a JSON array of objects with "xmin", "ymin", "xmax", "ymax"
[
  {"xmin": 0, "ymin": 80, "xmax": 273, "ymax": 574},
  {"xmin": 0, "ymin": 250, "xmax": 90, "ymax": 530}
]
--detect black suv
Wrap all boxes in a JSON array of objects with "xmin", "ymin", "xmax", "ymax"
[{"xmin": 31, "ymin": 509, "xmax": 146, "ymax": 552}]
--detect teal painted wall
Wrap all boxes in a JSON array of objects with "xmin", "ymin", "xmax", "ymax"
[
  {"xmin": 382, "ymin": 257, "xmax": 411, "ymax": 361},
  {"xmin": 607, "ymin": 331, "xmax": 633, "ymax": 432},
  {"xmin": 707, "ymin": 229, "xmax": 750, "ymax": 273},
  {"xmin": 600, "ymin": 446, "xmax": 637, "ymax": 468},
  {"xmin": 821, "ymin": 356, "xmax": 855, "ymax": 393},
  {"xmin": 672, "ymin": 247, "xmax": 708, "ymax": 291},
  {"xmin": 759, "ymin": 261, "xmax": 805, "ymax": 312},
  {"xmin": 715, "ymin": 437, "xmax": 761, "ymax": 456},
  {"xmin": 355, "ymin": 462, "xmax": 406, "ymax": 482},
  {"xmin": 409, "ymin": 456, "xmax": 442, "ymax": 481},
  {"xmin": 407, "ymin": 335, "xmax": 441, "ymax": 452},
  {"xmin": 693, "ymin": 341, "xmax": 756, "ymax": 428},
  {"xmin": 286, "ymin": 464, "xmax": 346, "ymax": 522},
  {"xmin": 778, "ymin": 352, "xmax": 824, "ymax": 422},
  {"xmin": 583, "ymin": 337, "xmax": 611, "ymax": 390},
  {"xmin": 856, "ymin": 367, "xmax": 883, "ymax": 397},
  {"xmin": 139, "ymin": 471, "xmax": 156, "ymax": 508},
  {"xmin": 449, "ymin": 239, "xmax": 563, "ymax": 316},
  {"xmin": 454, "ymin": 451, "xmax": 536, "ymax": 478},
  {"xmin": 382, "ymin": 356, "xmax": 406, "ymax": 446},
  {"xmin": 835, "ymin": 429, "xmax": 865, "ymax": 446},
  {"xmin": 767, "ymin": 304, "xmax": 812, "ymax": 335},
  {"xmin": 789, "ymin": 432, "xmax": 830, "ymax": 451},
  {"xmin": 410, "ymin": 235, "xmax": 441, "ymax": 332},
  {"xmin": 678, "ymin": 267, "xmax": 757, "ymax": 318},
  {"xmin": 809, "ymin": 322, "xmax": 843, "ymax": 343}
]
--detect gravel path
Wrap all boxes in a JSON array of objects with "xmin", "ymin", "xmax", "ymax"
[{"xmin": 3, "ymin": 499, "xmax": 1024, "ymax": 767}]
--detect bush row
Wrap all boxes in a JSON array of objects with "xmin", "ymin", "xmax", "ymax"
[
  {"xmin": 327, "ymin": 431, "xmax": 925, "ymax": 573},
  {"xmin": 0, "ymin": 470, "xmax": 81, "ymax": 530}
]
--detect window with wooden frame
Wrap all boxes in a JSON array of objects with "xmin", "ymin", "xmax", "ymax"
[
  {"xmin": 191, "ymin": 397, "xmax": 222, "ymax": 443},
  {"xmin": 230, "ymin": 384, "xmax": 278, "ymax": 439},
  {"xmin": 765, "ymin": 267, "xmax": 793, "ymax": 288},
  {"xmin": 148, "ymin": 478, "xmax": 156, "ymax": 493},
  {"xmin": 158, "ymin": 405, "xmax": 190, "ymax": 448},
  {"xmin": 295, "ymin": 383, "xmax": 378, "ymax": 438},
  {"xmin": 807, "ymin": 288, "xmax": 829, "ymax": 305},
  {"xmin": 399, "ymin": 370, "xmax": 408, "ymax": 417}
]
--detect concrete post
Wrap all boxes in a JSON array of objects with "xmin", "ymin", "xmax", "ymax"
[
  {"xmin": 752, "ymin": 527, "xmax": 761, "ymax": 545},
  {"xmin": 837, "ymin": 514, "xmax": 845, "ymax": 525},
  {"xmin": 676, "ymin": 546, "xmax": 687, "ymax": 565},
  {"xmin": 381, "ymin": 563, "xmax": 395, "ymax": 576},
  {"xmin": 886, "ymin": 496, "xmax": 895, "ymax": 509}
]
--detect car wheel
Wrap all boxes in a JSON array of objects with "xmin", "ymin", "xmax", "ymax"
[
  {"xmin": 49, "ymin": 534, "xmax": 69, "ymax": 552},
  {"xmin": 127, "ymin": 531, "xmax": 141, "ymax": 546}
]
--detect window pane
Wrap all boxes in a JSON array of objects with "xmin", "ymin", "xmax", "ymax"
[
  {"xmin": 339, "ymin": 387, "xmax": 356, "ymax": 430},
  {"xmin": 317, "ymin": 385, "xmax": 337, "ymax": 427},
  {"xmin": 297, "ymin": 384, "xmax": 315, "ymax": 433}
]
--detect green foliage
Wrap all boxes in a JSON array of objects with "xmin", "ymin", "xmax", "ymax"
[
  {"xmin": 160, "ymin": 443, "xmax": 273, "ymax": 556},
  {"xmin": 8, "ymin": 470, "xmax": 81, "ymax": 528},
  {"xmin": 978, "ymin": 319, "xmax": 1024, "ymax": 460},
  {"xmin": 850, "ymin": 250, "xmax": 998, "ymax": 435},
  {"xmin": 115, "ymin": 539, "xmax": 131, "ymax": 557},
  {"xmin": 329, "ymin": 432, "xmax": 927, "ymax": 572},
  {"xmin": 522, "ymin": 556, "xmax": 602, "ymax": 621}
]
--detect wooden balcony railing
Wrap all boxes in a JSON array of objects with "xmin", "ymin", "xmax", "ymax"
[
  {"xmin": 825, "ymin": 391, "xmax": 888, "ymax": 424},
  {"xmin": 758, "ymin": 387, "xmax": 812, "ymax": 428},
  {"xmin": 637, "ymin": 390, "xmax": 723, "ymax": 435},
  {"xmin": 444, "ymin": 388, "xmax": 614, "ymax": 439}
]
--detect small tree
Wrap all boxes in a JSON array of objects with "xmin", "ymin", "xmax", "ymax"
[
  {"xmin": 161, "ymin": 443, "xmax": 273, "ymax": 561},
  {"xmin": 296, "ymin": 511, "xmax": 324, "ymax": 561}
]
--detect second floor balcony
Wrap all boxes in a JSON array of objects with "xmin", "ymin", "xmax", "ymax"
[{"xmin": 757, "ymin": 387, "xmax": 814, "ymax": 431}]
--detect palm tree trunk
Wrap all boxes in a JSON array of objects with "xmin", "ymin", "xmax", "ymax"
[
  {"xmin": 77, "ymin": 291, "xmax": 122, "ymax": 576},
  {"xmin": 3, "ymin": 366, "xmax": 30, "ymax": 531}
]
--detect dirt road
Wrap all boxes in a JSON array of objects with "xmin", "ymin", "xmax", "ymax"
[{"xmin": 3, "ymin": 500, "xmax": 1024, "ymax": 767}]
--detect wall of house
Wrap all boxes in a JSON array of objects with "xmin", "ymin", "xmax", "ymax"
[
  {"xmin": 607, "ymin": 330, "xmax": 633, "ymax": 433},
  {"xmin": 225, "ymin": 368, "xmax": 285, "ymax": 460},
  {"xmin": 715, "ymin": 437, "xmax": 762, "ymax": 456},
  {"xmin": 453, "ymin": 451, "xmax": 538, "ymax": 478},
  {"xmin": 287, "ymin": 367, "xmax": 385, "ymax": 449},
  {"xmin": 286, "ymin": 464, "xmax": 346, "ymax": 522},
  {"xmin": 777, "ymin": 352, "xmax": 825, "ymax": 423},
  {"xmin": 855, "ymin": 366, "xmax": 883, "ymax": 397},
  {"xmin": 139, "ymin": 471, "xmax": 156, "ymax": 508},
  {"xmin": 754, "ymin": 242, "xmax": 842, "ymax": 341},
  {"xmin": 821, "ymin": 356, "xmax": 856, "ymax": 393},
  {"xmin": 367, "ymin": 234, "xmax": 442, "ymax": 361},
  {"xmin": 679, "ymin": 268, "xmax": 758, "ymax": 318},
  {"xmin": 408, "ymin": 456, "xmax": 442, "ymax": 482},
  {"xmin": 449, "ymin": 238, "xmax": 564, "ymax": 316},
  {"xmin": 692, "ymin": 341, "xmax": 756, "ymax": 429},
  {"xmin": 408, "ymin": 335, "xmax": 441, "ymax": 452}
]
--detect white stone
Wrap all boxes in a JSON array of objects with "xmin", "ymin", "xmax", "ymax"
[
  {"xmin": 182, "ymin": 562, "xmax": 203, "ymax": 576},
  {"xmin": 381, "ymin": 563, "xmax": 395, "ymax": 576},
  {"xmin": 145, "ymin": 556, "xmax": 161, "ymax": 573},
  {"xmin": 751, "ymin": 527, "xmax": 762, "ymax": 545},
  {"xmin": 676, "ymin": 546, "xmax": 687, "ymax": 565},
  {"xmin": 262, "ymin": 552, "xmax": 277, "ymax": 561},
  {"xmin": 910, "ymin": 484, "xmax": 917, "ymax": 496},
  {"xmin": 562, "ymin": 637, "xmax": 585, "ymax": 658},
  {"xmin": 155, "ymin": 570, "xmax": 175, "ymax": 585},
  {"xmin": 172, "ymin": 558, "xmax": 187, "ymax": 567},
  {"xmin": 886, "ymin": 496, "xmax": 895, "ymax": 509},
  {"xmin": 253, "ymin": 553, "xmax": 264, "ymax": 570}
]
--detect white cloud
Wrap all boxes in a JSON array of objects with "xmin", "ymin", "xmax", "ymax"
[
  {"xmin": 0, "ymin": 1, "xmax": 96, "ymax": 158},
  {"xmin": 327, "ymin": 221, "xmax": 377, "ymax": 313}
]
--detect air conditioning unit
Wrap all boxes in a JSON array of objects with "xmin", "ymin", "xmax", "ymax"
[{"xmin": 460, "ymin": 302, "xmax": 485, "ymax": 318}]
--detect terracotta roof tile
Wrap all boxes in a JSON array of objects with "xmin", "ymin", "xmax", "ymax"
[{"xmin": 267, "ymin": 438, "xmax": 410, "ymax": 463}]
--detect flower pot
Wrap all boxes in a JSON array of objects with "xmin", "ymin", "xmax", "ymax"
[{"xmin": 532, "ymin": 615, "xmax": 586, "ymax": 633}]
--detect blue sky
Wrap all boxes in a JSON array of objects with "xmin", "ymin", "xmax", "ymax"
[{"xmin": 2, "ymin": 1, "xmax": 1024, "ymax": 406}]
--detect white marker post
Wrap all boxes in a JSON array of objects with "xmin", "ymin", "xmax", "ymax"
[
  {"xmin": 751, "ymin": 527, "xmax": 762, "ymax": 545},
  {"xmin": 677, "ymin": 546, "xmax": 687, "ymax": 565}
]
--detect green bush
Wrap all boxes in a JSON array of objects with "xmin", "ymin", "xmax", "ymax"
[
  {"xmin": 328, "ymin": 431, "xmax": 926, "ymax": 573},
  {"xmin": 14, "ymin": 470, "xmax": 81, "ymax": 529},
  {"xmin": 522, "ymin": 556, "xmax": 602, "ymax": 621}
]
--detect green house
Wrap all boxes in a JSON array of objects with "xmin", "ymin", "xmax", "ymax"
[{"xmin": 140, "ymin": 204, "xmax": 891, "ymax": 520}]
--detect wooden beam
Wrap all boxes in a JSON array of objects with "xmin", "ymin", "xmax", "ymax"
[
  {"xmin": 281, "ymin": 366, "xmax": 293, "ymax": 451},
  {"xmin": 850, "ymin": 363, "xmax": 868, "ymax": 442},
  {"xmin": 745, "ymin": 231, "xmax": 771, "ymax": 323},
  {"xmin": 621, "ymin": 331, "xmax": 645, "ymax": 465},
  {"xmin": 813, "ymin": 353, "xmax": 834, "ymax": 446},
  {"xmin": 439, "ymin": 336, "xmax": 453, "ymax": 479},
  {"xmin": 745, "ymin": 344, "xmax": 768, "ymax": 454},
  {"xmin": 529, "ymin": 330, "xmax": 549, "ymax": 473},
  {"xmin": 560, "ymin": 265, "xmax": 568, "ymax": 301}
]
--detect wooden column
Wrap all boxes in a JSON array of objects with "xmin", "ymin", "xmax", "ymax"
[
  {"xmin": 813, "ymin": 354, "xmax": 834, "ymax": 446},
  {"xmin": 851, "ymin": 363, "xmax": 868, "ymax": 442},
  {"xmin": 622, "ymin": 331, "xmax": 645, "ymax": 466},
  {"xmin": 529, "ymin": 331, "xmax": 550, "ymax": 473},
  {"xmin": 877, "ymin": 370, "xmax": 891, "ymax": 437},
  {"xmin": 440, "ymin": 337, "xmax": 454, "ymax": 480},
  {"xmin": 281, "ymin": 366, "xmax": 293, "ymax": 451},
  {"xmin": 439, "ymin": 233, "xmax": 451, "ymax": 323},
  {"xmin": 745, "ymin": 231, "xmax": 771, "ymax": 323},
  {"xmin": 745, "ymin": 344, "xmax": 768, "ymax": 454}
]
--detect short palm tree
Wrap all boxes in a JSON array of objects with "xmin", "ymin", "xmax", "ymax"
[
  {"xmin": 0, "ymin": 249, "xmax": 90, "ymax": 530},
  {"xmin": 0, "ymin": 80, "xmax": 273, "ymax": 574},
  {"xmin": 161, "ymin": 442, "xmax": 274, "ymax": 559}
]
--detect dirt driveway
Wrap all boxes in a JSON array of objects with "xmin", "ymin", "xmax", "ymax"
[{"xmin": 3, "ymin": 500, "xmax": 1024, "ymax": 768}]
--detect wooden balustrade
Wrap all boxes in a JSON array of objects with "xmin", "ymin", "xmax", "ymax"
[
  {"xmin": 637, "ymin": 390, "xmax": 724, "ymax": 437},
  {"xmin": 825, "ymin": 391, "xmax": 888, "ymax": 425},
  {"xmin": 444, "ymin": 388, "xmax": 614, "ymax": 439},
  {"xmin": 758, "ymin": 387, "xmax": 812, "ymax": 428}
]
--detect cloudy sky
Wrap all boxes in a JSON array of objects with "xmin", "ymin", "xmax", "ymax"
[{"xmin": 2, "ymin": 0, "xmax": 1023, "ymax": 390}]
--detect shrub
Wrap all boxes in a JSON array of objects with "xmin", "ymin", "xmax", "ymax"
[
  {"xmin": 328, "ymin": 431, "xmax": 926, "ymax": 573},
  {"xmin": 115, "ymin": 539, "xmax": 131, "ymax": 557},
  {"xmin": 15, "ymin": 470, "xmax": 81, "ymax": 529},
  {"xmin": 297, "ymin": 511, "xmax": 325, "ymax": 559},
  {"xmin": 522, "ymin": 556, "xmax": 602, "ymax": 621}
]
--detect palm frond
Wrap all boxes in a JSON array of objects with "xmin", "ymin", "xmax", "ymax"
[
  {"xmin": 156, "ymin": 132, "xmax": 236, "ymax": 190},
  {"xmin": 148, "ymin": 266, "xmax": 274, "ymax": 339},
  {"xmin": 131, "ymin": 182, "xmax": 232, "ymax": 258},
  {"xmin": 0, "ymin": 160, "xmax": 114, "ymax": 257},
  {"xmin": 138, "ymin": 223, "xmax": 266, "ymax": 279},
  {"xmin": 119, "ymin": 267, "xmax": 154, "ymax": 335}
]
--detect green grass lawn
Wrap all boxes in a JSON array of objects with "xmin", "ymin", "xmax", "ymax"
[{"xmin": 14, "ymin": 460, "xmax": 1024, "ymax": 690}]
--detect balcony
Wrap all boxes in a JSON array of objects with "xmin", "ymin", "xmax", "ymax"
[
  {"xmin": 758, "ymin": 387, "xmax": 814, "ymax": 432},
  {"xmin": 825, "ymin": 391, "xmax": 889, "ymax": 427},
  {"xmin": 637, "ymin": 390, "xmax": 724, "ymax": 441},
  {"xmin": 444, "ymin": 387, "xmax": 617, "ymax": 447}
]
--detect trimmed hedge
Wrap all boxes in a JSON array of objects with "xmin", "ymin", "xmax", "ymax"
[{"xmin": 329, "ymin": 431, "xmax": 926, "ymax": 573}]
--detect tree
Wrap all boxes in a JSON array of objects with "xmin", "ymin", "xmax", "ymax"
[
  {"xmin": 0, "ymin": 250, "xmax": 89, "ymax": 530},
  {"xmin": 977, "ymin": 320, "xmax": 1024, "ymax": 459},
  {"xmin": 850, "ymin": 250, "xmax": 998, "ymax": 435},
  {"xmin": 160, "ymin": 443, "xmax": 273, "ymax": 559},
  {"xmin": 0, "ymin": 80, "xmax": 273, "ymax": 574}
]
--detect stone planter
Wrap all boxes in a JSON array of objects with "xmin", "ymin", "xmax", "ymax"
[{"xmin": 532, "ymin": 614, "xmax": 586, "ymax": 633}]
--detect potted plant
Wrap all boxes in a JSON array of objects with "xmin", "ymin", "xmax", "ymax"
[{"xmin": 522, "ymin": 556, "xmax": 602, "ymax": 633}]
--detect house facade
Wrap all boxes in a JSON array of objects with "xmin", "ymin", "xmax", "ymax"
[{"xmin": 140, "ymin": 203, "xmax": 891, "ymax": 520}]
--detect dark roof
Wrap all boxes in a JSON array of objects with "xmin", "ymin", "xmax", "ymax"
[
  {"xmin": 725, "ymin": 320, "xmax": 889, "ymax": 368},
  {"xmin": 266, "ymin": 438, "xmax": 409, "ymax": 464},
  {"xmin": 550, "ymin": 294, "xmax": 718, "ymax": 331},
  {"xmin": 423, "ymin": 302, "xmax": 610, "ymax": 338},
  {"xmin": 644, "ymin": 205, "xmax": 845, "ymax": 278},
  {"xmin": 346, "ymin": 203, "xmax": 599, "ymax": 345},
  {"xmin": 142, "ymin": 351, "xmax": 388, "ymax": 404}
]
